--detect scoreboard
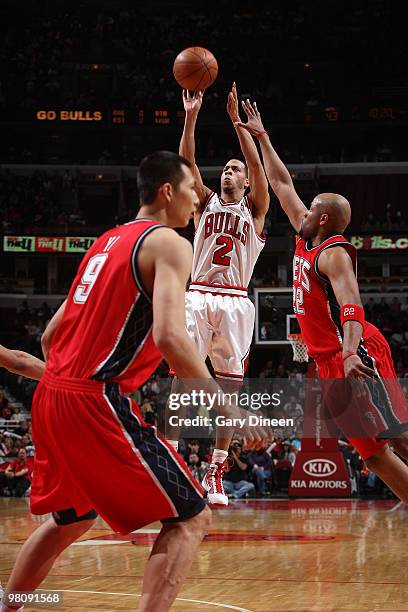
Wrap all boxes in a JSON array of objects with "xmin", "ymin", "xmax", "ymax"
[
  {"xmin": 0, "ymin": 105, "xmax": 401, "ymax": 127},
  {"xmin": 34, "ymin": 109, "xmax": 186, "ymax": 126}
]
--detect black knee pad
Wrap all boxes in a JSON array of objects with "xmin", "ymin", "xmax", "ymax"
[{"xmin": 52, "ymin": 507, "xmax": 98, "ymax": 525}]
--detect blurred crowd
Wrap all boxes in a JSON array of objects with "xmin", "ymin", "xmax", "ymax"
[
  {"xmin": 365, "ymin": 297, "xmax": 408, "ymax": 373},
  {"xmin": 0, "ymin": 170, "xmax": 83, "ymax": 235},
  {"xmin": 2, "ymin": 167, "xmax": 408, "ymax": 238},
  {"xmin": 0, "ymin": 387, "xmax": 34, "ymax": 497},
  {"xmin": 0, "ymin": 0, "xmax": 402, "ymax": 110},
  {"xmin": 0, "ymin": 0, "xmax": 406, "ymax": 164}
]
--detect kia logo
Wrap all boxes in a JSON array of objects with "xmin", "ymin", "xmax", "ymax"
[{"xmin": 303, "ymin": 459, "xmax": 337, "ymax": 477}]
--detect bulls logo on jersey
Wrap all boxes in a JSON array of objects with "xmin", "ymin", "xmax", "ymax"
[
  {"xmin": 192, "ymin": 193, "xmax": 265, "ymax": 289},
  {"xmin": 203, "ymin": 212, "xmax": 249, "ymax": 246}
]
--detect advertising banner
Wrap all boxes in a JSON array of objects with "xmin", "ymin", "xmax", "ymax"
[
  {"xmin": 349, "ymin": 235, "xmax": 408, "ymax": 250},
  {"xmin": 288, "ymin": 452, "xmax": 351, "ymax": 497},
  {"xmin": 3, "ymin": 236, "xmax": 96, "ymax": 254},
  {"xmin": 3, "ymin": 236, "xmax": 35, "ymax": 252}
]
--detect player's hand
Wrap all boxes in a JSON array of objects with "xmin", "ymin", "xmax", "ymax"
[
  {"xmin": 343, "ymin": 354, "xmax": 375, "ymax": 379},
  {"xmin": 241, "ymin": 415, "xmax": 273, "ymax": 451},
  {"xmin": 235, "ymin": 99, "xmax": 266, "ymax": 136},
  {"xmin": 182, "ymin": 90, "xmax": 203, "ymax": 115},
  {"xmin": 227, "ymin": 81, "xmax": 241, "ymax": 124},
  {"xmin": 243, "ymin": 428, "xmax": 271, "ymax": 451}
]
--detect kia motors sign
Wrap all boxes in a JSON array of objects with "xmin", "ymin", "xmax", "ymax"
[
  {"xmin": 289, "ymin": 451, "xmax": 351, "ymax": 497},
  {"xmin": 303, "ymin": 458, "xmax": 337, "ymax": 478}
]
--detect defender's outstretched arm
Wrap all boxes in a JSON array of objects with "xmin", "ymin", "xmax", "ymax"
[
  {"xmin": 236, "ymin": 99, "xmax": 307, "ymax": 232},
  {"xmin": 227, "ymin": 83, "xmax": 269, "ymax": 234}
]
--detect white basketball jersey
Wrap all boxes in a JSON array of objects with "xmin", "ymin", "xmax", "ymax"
[{"xmin": 191, "ymin": 193, "xmax": 265, "ymax": 289}]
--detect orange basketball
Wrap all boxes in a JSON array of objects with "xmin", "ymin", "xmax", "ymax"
[{"xmin": 173, "ymin": 47, "xmax": 218, "ymax": 91}]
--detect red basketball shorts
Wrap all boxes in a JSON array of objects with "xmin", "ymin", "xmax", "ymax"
[
  {"xmin": 316, "ymin": 330, "xmax": 408, "ymax": 460},
  {"xmin": 30, "ymin": 372, "xmax": 206, "ymax": 534}
]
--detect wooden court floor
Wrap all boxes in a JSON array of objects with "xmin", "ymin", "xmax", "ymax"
[{"xmin": 1, "ymin": 498, "xmax": 407, "ymax": 612}]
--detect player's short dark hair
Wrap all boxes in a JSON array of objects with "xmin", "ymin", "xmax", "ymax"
[{"xmin": 137, "ymin": 151, "xmax": 191, "ymax": 204}]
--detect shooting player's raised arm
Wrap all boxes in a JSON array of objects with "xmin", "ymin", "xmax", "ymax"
[{"xmin": 179, "ymin": 90, "xmax": 212, "ymax": 226}]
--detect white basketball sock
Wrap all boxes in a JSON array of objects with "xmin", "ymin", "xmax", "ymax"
[{"xmin": 212, "ymin": 449, "xmax": 228, "ymax": 464}]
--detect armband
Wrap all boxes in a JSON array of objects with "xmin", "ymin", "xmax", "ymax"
[
  {"xmin": 340, "ymin": 304, "xmax": 365, "ymax": 327},
  {"xmin": 256, "ymin": 130, "xmax": 268, "ymax": 139}
]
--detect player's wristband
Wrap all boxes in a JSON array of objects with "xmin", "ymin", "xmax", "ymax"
[
  {"xmin": 340, "ymin": 304, "xmax": 365, "ymax": 327},
  {"xmin": 256, "ymin": 130, "xmax": 268, "ymax": 139},
  {"xmin": 342, "ymin": 351, "xmax": 356, "ymax": 362}
]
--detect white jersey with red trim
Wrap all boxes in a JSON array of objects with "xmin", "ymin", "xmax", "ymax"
[{"xmin": 191, "ymin": 193, "xmax": 265, "ymax": 293}]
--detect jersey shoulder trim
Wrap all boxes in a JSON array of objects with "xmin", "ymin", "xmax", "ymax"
[
  {"xmin": 314, "ymin": 240, "xmax": 357, "ymax": 283},
  {"xmin": 218, "ymin": 194, "xmax": 241, "ymax": 207},
  {"xmin": 130, "ymin": 224, "xmax": 163, "ymax": 302},
  {"xmin": 125, "ymin": 217, "xmax": 159, "ymax": 226},
  {"xmin": 199, "ymin": 191, "xmax": 215, "ymax": 214},
  {"xmin": 204, "ymin": 191, "xmax": 215, "ymax": 206},
  {"xmin": 304, "ymin": 234, "xmax": 344, "ymax": 252},
  {"xmin": 245, "ymin": 196, "xmax": 267, "ymax": 242}
]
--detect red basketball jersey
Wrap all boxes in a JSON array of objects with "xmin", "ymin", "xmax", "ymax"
[
  {"xmin": 293, "ymin": 234, "xmax": 377, "ymax": 361},
  {"xmin": 46, "ymin": 219, "xmax": 163, "ymax": 393}
]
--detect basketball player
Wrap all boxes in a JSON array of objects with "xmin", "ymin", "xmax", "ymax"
[
  {"xmin": 0, "ymin": 345, "xmax": 44, "ymax": 380},
  {"xmin": 1, "ymin": 152, "xmax": 214, "ymax": 612},
  {"xmin": 176, "ymin": 83, "xmax": 270, "ymax": 504},
  {"xmin": 234, "ymin": 101, "xmax": 408, "ymax": 502}
]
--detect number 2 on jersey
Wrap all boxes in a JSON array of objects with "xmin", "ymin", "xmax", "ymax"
[
  {"xmin": 212, "ymin": 235, "xmax": 233, "ymax": 266},
  {"xmin": 293, "ymin": 286, "xmax": 305, "ymax": 315},
  {"xmin": 73, "ymin": 254, "xmax": 108, "ymax": 304}
]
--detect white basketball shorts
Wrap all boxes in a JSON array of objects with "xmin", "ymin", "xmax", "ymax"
[{"xmin": 185, "ymin": 289, "xmax": 255, "ymax": 381}]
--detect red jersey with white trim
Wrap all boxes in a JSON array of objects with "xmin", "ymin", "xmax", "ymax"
[
  {"xmin": 46, "ymin": 219, "xmax": 163, "ymax": 393},
  {"xmin": 192, "ymin": 193, "xmax": 265, "ymax": 288},
  {"xmin": 293, "ymin": 234, "xmax": 377, "ymax": 361}
]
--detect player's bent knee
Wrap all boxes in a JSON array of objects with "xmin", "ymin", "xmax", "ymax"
[
  {"xmin": 189, "ymin": 504, "xmax": 212, "ymax": 532},
  {"xmin": 175, "ymin": 504, "xmax": 212, "ymax": 537},
  {"xmin": 52, "ymin": 507, "xmax": 98, "ymax": 527}
]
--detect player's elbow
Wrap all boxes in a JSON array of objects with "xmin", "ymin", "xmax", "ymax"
[
  {"xmin": 9, "ymin": 355, "xmax": 27, "ymax": 376},
  {"xmin": 270, "ymin": 177, "xmax": 290, "ymax": 195}
]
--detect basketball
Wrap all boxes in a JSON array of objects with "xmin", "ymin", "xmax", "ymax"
[{"xmin": 173, "ymin": 46, "xmax": 218, "ymax": 91}]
